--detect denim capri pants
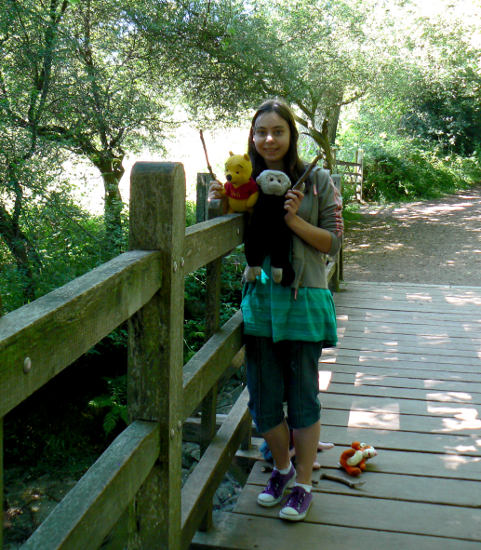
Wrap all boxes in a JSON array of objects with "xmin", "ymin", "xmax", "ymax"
[{"xmin": 245, "ymin": 335, "xmax": 322, "ymax": 434}]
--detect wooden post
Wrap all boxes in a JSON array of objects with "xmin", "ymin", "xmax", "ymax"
[
  {"xmin": 198, "ymin": 199, "xmax": 224, "ymax": 531},
  {"xmin": 196, "ymin": 173, "xmax": 211, "ymax": 223},
  {"xmin": 128, "ymin": 162, "xmax": 186, "ymax": 549},
  {"xmin": 356, "ymin": 148, "xmax": 364, "ymax": 202}
]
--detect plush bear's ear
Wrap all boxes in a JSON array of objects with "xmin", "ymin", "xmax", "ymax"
[
  {"xmin": 229, "ymin": 151, "xmax": 234, "ymax": 157},
  {"xmin": 243, "ymin": 153, "xmax": 250, "ymax": 161}
]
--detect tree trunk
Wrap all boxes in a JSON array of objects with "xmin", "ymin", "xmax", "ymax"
[
  {"xmin": 94, "ymin": 154, "xmax": 125, "ymax": 256},
  {"xmin": 308, "ymin": 118, "xmax": 335, "ymax": 173},
  {"xmin": 327, "ymin": 104, "xmax": 342, "ymax": 146},
  {"xmin": 0, "ymin": 204, "xmax": 40, "ymax": 302}
]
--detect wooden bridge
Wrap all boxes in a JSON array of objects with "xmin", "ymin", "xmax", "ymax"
[
  {"xmin": 194, "ymin": 280, "xmax": 481, "ymax": 549},
  {"xmin": 1, "ymin": 163, "xmax": 480, "ymax": 549}
]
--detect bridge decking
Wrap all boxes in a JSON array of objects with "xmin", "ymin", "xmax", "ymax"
[{"xmin": 193, "ymin": 281, "xmax": 481, "ymax": 549}]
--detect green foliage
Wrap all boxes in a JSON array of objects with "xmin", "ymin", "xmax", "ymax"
[
  {"xmin": 0, "ymin": 193, "xmax": 124, "ymax": 313},
  {"xmin": 185, "ymin": 200, "xmax": 198, "ymax": 227},
  {"xmin": 361, "ymin": 141, "xmax": 479, "ymax": 202},
  {"xmin": 401, "ymin": 89, "xmax": 481, "ymax": 156},
  {"xmin": 336, "ymin": 92, "xmax": 481, "ymax": 204},
  {"xmin": 88, "ymin": 375, "xmax": 128, "ymax": 435},
  {"xmin": 183, "ymin": 246, "xmax": 245, "ymax": 363}
]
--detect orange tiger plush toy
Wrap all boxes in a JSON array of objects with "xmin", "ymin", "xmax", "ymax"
[{"xmin": 339, "ymin": 442, "xmax": 377, "ymax": 476}]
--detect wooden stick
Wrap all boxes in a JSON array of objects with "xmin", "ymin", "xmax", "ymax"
[
  {"xmin": 292, "ymin": 152, "xmax": 323, "ymax": 191},
  {"xmin": 199, "ymin": 130, "xmax": 216, "ymax": 181}
]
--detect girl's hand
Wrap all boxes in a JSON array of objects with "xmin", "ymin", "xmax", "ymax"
[
  {"xmin": 284, "ymin": 189, "xmax": 304, "ymax": 223},
  {"xmin": 208, "ymin": 180, "xmax": 225, "ymax": 201}
]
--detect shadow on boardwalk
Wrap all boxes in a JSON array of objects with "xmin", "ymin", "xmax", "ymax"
[{"xmin": 344, "ymin": 184, "xmax": 481, "ymax": 285}]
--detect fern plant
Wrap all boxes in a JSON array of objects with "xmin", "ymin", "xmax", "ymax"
[{"xmin": 88, "ymin": 375, "xmax": 128, "ymax": 435}]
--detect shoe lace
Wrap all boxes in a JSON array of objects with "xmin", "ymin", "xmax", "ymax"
[
  {"xmin": 286, "ymin": 486, "xmax": 305, "ymax": 509},
  {"xmin": 266, "ymin": 470, "xmax": 282, "ymax": 492}
]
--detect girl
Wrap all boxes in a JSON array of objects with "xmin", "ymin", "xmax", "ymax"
[{"xmin": 210, "ymin": 99, "xmax": 343, "ymax": 522}]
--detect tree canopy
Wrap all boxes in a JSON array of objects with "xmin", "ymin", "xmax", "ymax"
[{"xmin": 1, "ymin": 0, "xmax": 480, "ymax": 307}]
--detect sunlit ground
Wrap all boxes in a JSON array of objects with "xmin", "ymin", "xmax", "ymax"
[{"xmin": 343, "ymin": 185, "xmax": 481, "ymax": 286}]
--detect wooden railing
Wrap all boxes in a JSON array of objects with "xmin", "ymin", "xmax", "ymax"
[{"xmin": 0, "ymin": 162, "xmax": 342, "ymax": 549}]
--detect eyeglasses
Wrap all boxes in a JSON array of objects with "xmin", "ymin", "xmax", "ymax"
[{"xmin": 253, "ymin": 128, "xmax": 287, "ymax": 139}]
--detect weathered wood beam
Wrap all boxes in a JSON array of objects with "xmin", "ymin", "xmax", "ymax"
[
  {"xmin": 183, "ymin": 214, "xmax": 244, "ymax": 274},
  {"xmin": 183, "ymin": 310, "xmax": 243, "ymax": 422},
  {"xmin": 0, "ymin": 250, "xmax": 161, "ymax": 418},
  {"xmin": 21, "ymin": 420, "xmax": 159, "ymax": 550},
  {"xmin": 181, "ymin": 388, "xmax": 251, "ymax": 550},
  {"xmin": 128, "ymin": 161, "xmax": 185, "ymax": 549}
]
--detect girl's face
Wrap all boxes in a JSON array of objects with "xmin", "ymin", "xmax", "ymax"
[{"xmin": 253, "ymin": 111, "xmax": 291, "ymax": 170}]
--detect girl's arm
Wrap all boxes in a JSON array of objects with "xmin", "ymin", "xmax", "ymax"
[{"xmin": 284, "ymin": 189, "xmax": 333, "ymax": 253}]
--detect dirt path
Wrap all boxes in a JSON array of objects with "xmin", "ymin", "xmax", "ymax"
[{"xmin": 343, "ymin": 184, "xmax": 481, "ymax": 286}]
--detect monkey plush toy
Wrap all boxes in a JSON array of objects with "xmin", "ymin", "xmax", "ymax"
[{"xmin": 244, "ymin": 169, "xmax": 295, "ymax": 286}]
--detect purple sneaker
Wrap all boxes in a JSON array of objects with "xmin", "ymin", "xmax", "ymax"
[
  {"xmin": 279, "ymin": 485, "xmax": 313, "ymax": 521},
  {"xmin": 257, "ymin": 465, "xmax": 296, "ymax": 507}
]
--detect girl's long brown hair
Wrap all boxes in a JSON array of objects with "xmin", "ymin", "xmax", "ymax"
[{"xmin": 248, "ymin": 99, "xmax": 305, "ymax": 183}]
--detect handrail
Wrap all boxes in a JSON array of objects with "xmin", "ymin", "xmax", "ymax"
[
  {"xmin": 0, "ymin": 250, "xmax": 161, "ymax": 418},
  {"xmin": 20, "ymin": 421, "xmax": 159, "ymax": 550}
]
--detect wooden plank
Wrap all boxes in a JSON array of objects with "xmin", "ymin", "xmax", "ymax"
[
  {"xmin": 341, "ymin": 281, "xmax": 481, "ymax": 293},
  {"xmin": 317, "ymin": 424, "xmax": 481, "ymax": 456},
  {"xmin": 0, "ymin": 250, "xmax": 161, "ymax": 418},
  {"xmin": 321, "ymin": 361, "xmax": 481, "ymax": 383},
  {"xmin": 336, "ymin": 336, "xmax": 481, "ymax": 358},
  {"xmin": 337, "ymin": 283, "xmax": 481, "ymax": 301},
  {"xmin": 314, "ymin": 446, "xmax": 481, "ymax": 480},
  {"xmin": 247, "ymin": 462, "xmax": 481, "ymax": 507},
  {"xmin": 324, "ymin": 381, "xmax": 481, "ymax": 405},
  {"xmin": 327, "ymin": 371, "xmax": 481, "ymax": 394},
  {"xmin": 336, "ymin": 318, "xmax": 481, "ymax": 339},
  {"xmin": 323, "ymin": 347, "xmax": 481, "ymax": 367},
  {"xmin": 21, "ymin": 421, "xmax": 159, "ymax": 550},
  {"xmin": 193, "ymin": 511, "xmax": 481, "ymax": 550},
  {"xmin": 128, "ymin": 161, "xmax": 185, "ymax": 549},
  {"xmin": 335, "ymin": 306, "xmax": 481, "ymax": 325},
  {"xmin": 336, "ymin": 160, "xmax": 361, "ymax": 167},
  {"xmin": 183, "ymin": 311, "xmax": 243, "ymax": 422},
  {"xmin": 321, "ymin": 406, "xmax": 481, "ymax": 436},
  {"xmin": 234, "ymin": 486, "xmax": 481, "ymax": 541},
  {"xmin": 335, "ymin": 298, "xmax": 481, "ymax": 317},
  {"xmin": 321, "ymin": 351, "xmax": 481, "ymax": 373},
  {"xmin": 337, "ymin": 331, "xmax": 481, "ymax": 352},
  {"xmin": 337, "ymin": 294, "xmax": 481, "ymax": 310},
  {"xmin": 320, "ymin": 391, "xmax": 481, "ymax": 420},
  {"xmin": 181, "ymin": 389, "xmax": 251, "ymax": 550},
  {"xmin": 183, "ymin": 215, "xmax": 244, "ymax": 274}
]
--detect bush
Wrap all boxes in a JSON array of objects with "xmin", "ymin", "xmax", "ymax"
[{"xmin": 361, "ymin": 142, "xmax": 479, "ymax": 202}]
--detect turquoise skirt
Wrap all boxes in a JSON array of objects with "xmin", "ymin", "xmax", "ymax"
[{"xmin": 241, "ymin": 264, "xmax": 338, "ymax": 346}]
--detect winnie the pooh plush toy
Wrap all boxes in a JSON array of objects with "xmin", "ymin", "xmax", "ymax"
[
  {"xmin": 222, "ymin": 152, "xmax": 259, "ymax": 213},
  {"xmin": 244, "ymin": 169, "xmax": 295, "ymax": 286}
]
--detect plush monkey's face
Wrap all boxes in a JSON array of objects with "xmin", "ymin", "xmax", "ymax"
[{"xmin": 256, "ymin": 170, "xmax": 291, "ymax": 196}]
